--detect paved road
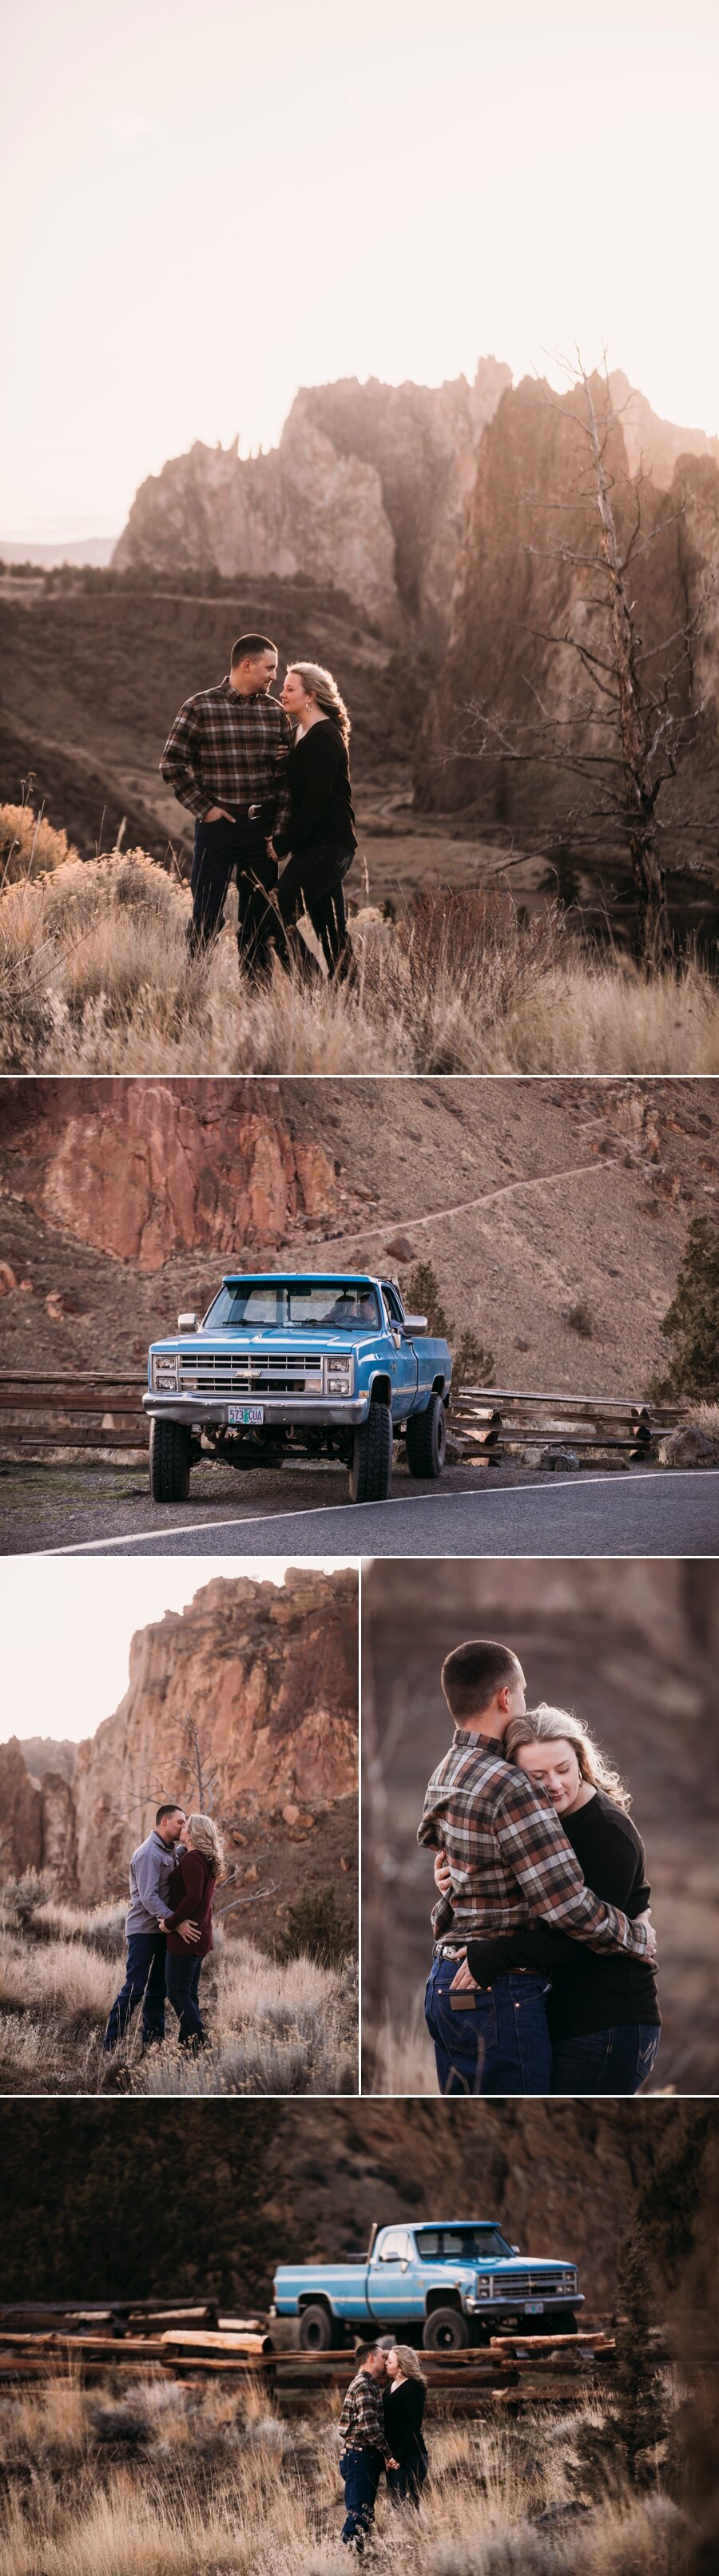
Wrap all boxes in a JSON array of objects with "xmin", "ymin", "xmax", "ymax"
[{"xmin": 46, "ymin": 1471, "xmax": 719, "ymax": 1558}]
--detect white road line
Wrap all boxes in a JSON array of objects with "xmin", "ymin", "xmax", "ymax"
[{"xmin": 42, "ymin": 1471, "xmax": 719, "ymax": 1555}]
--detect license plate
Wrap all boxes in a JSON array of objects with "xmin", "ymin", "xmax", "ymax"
[
  {"xmin": 228, "ymin": 1404, "xmax": 264, "ymax": 1426},
  {"xmin": 524, "ymin": 2300, "xmax": 544, "ymax": 2313}
]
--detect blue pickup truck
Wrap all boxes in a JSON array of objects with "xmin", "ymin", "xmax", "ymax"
[
  {"xmin": 144, "ymin": 1271, "xmax": 452, "ymax": 1504},
  {"xmin": 272, "ymin": 2220, "xmax": 583, "ymax": 2350}
]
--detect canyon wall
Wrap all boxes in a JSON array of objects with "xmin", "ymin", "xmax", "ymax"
[
  {"xmin": 417, "ymin": 371, "xmax": 719, "ymax": 830},
  {"xmin": 0, "ymin": 1078, "xmax": 337, "ymax": 1272},
  {"xmin": 1, "ymin": 1571, "xmax": 358, "ymax": 1902},
  {"xmin": 113, "ymin": 363, "xmax": 511, "ymax": 640}
]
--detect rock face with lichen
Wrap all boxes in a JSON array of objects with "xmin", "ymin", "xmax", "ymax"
[
  {"xmin": 70, "ymin": 1570, "xmax": 358, "ymax": 1903},
  {"xmin": 0, "ymin": 1080, "xmax": 338, "ymax": 1273}
]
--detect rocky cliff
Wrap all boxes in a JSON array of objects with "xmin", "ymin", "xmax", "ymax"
[
  {"xmin": 113, "ymin": 362, "xmax": 510, "ymax": 640},
  {"xmin": 11, "ymin": 1568, "xmax": 356, "ymax": 1904},
  {"xmin": 0, "ymin": 1078, "xmax": 338, "ymax": 1272},
  {"xmin": 417, "ymin": 371, "xmax": 719, "ymax": 833}
]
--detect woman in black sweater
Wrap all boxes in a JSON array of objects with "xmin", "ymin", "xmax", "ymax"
[
  {"xmin": 462, "ymin": 1706, "xmax": 661, "ymax": 2096},
  {"xmin": 383, "ymin": 2344, "xmax": 428, "ymax": 2507},
  {"xmin": 271, "ymin": 661, "xmax": 356, "ymax": 977}
]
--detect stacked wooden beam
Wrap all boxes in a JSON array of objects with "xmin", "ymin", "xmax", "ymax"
[
  {"xmin": 0, "ymin": 1375, "xmax": 147, "ymax": 1457},
  {"xmin": 449, "ymin": 1386, "xmax": 680, "ymax": 1461},
  {"xmin": 0, "ymin": 2321, "xmax": 626, "ymax": 2411}
]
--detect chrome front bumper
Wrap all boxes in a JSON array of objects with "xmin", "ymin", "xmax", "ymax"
[
  {"xmin": 465, "ymin": 2291, "xmax": 583, "ymax": 2314},
  {"xmin": 142, "ymin": 1391, "xmax": 369, "ymax": 1430}
]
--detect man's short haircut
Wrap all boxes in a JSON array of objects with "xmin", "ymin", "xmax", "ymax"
[
  {"xmin": 354, "ymin": 2342, "xmax": 376, "ymax": 2367},
  {"xmin": 155, "ymin": 1801, "xmax": 183, "ymax": 1826},
  {"xmin": 441, "ymin": 1638, "xmax": 522, "ymax": 1723},
  {"xmin": 230, "ymin": 633, "xmax": 276, "ymax": 666}
]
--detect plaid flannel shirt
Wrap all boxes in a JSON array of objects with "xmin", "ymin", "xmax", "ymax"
[
  {"xmin": 337, "ymin": 2370, "xmax": 391, "ymax": 2459},
  {"xmin": 418, "ymin": 1729, "xmax": 649, "ymax": 1957},
  {"xmin": 160, "ymin": 676, "xmax": 293, "ymax": 829}
]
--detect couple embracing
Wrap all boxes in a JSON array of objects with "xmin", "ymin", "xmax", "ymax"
[
  {"xmin": 103, "ymin": 1800, "xmax": 224, "ymax": 2059},
  {"xmin": 338, "ymin": 2339, "xmax": 428, "ymax": 2553},
  {"xmin": 419, "ymin": 1639, "xmax": 661, "ymax": 2098},
  {"xmin": 161, "ymin": 633, "xmax": 356, "ymax": 982}
]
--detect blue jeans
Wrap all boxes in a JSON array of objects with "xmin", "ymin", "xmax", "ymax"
[
  {"xmin": 550, "ymin": 2022, "xmax": 661, "ymax": 2096},
  {"xmin": 425, "ymin": 1959, "xmax": 552, "ymax": 2095},
  {"xmin": 340, "ymin": 2447, "xmax": 383, "ymax": 2546},
  {"xmin": 103, "ymin": 1932, "xmax": 166, "ymax": 2052},
  {"xmin": 165, "ymin": 1950, "xmax": 207, "ymax": 2048}
]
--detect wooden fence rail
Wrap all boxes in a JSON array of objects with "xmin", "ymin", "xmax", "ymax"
[
  {"xmin": 449, "ymin": 1385, "xmax": 681, "ymax": 1461},
  {"xmin": 0, "ymin": 1376, "xmax": 682, "ymax": 1463}
]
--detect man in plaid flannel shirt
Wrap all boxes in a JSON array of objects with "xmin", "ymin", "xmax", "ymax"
[
  {"xmin": 161, "ymin": 633, "xmax": 293, "ymax": 975},
  {"xmin": 337, "ymin": 2345, "xmax": 396, "ymax": 2550},
  {"xmin": 418, "ymin": 1637, "xmax": 655, "ymax": 2096}
]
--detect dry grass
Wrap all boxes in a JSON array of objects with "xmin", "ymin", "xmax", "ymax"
[
  {"xmin": 0, "ymin": 1914, "xmax": 357, "ymax": 2096},
  {"xmin": 0, "ymin": 2368, "xmax": 693, "ymax": 2576},
  {"xmin": 0, "ymin": 820, "xmax": 716, "ymax": 1074}
]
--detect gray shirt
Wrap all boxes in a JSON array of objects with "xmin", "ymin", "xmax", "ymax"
[{"xmin": 125, "ymin": 1830, "xmax": 180, "ymax": 1936}]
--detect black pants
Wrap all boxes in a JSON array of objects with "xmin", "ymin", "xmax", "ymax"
[
  {"xmin": 387, "ymin": 2452, "xmax": 427, "ymax": 2509},
  {"xmin": 189, "ymin": 809, "xmax": 278, "ymax": 973},
  {"xmin": 276, "ymin": 843, "xmax": 353, "ymax": 978},
  {"xmin": 165, "ymin": 1951, "xmax": 208, "ymax": 2049}
]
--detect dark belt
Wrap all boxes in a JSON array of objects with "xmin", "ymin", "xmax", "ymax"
[{"xmin": 434, "ymin": 1945, "xmax": 536, "ymax": 1974}]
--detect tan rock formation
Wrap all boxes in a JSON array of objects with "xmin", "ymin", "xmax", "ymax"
[
  {"xmin": 113, "ymin": 363, "xmax": 511, "ymax": 641},
  {"xmin": 114, "ymin": 411, "xmax": 398, "ymax": 629},
  {"xmin": 0, "ymin": 1739, "xmax": 42, "ymax": 1879},
  {"xmin": 72, "ymin": 1570, "xmax": 358, "ymax": 1903},
  {"xmin": 0, "ymin": 1080, "xmax": 337, "ymax": 1272}
]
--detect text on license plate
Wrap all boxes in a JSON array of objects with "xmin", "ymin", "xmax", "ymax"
[
  {"xmin": 228, "ymin": 1404, "xmax": 264, "ymax": 1426},
  {"xmin": 524, "ymin": 2301, "xmax": 544, "ymax": 2313}
]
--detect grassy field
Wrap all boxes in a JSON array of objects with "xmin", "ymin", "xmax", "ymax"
[
  {"xmin": 0, "ymin": 2360, "xmax": 695, "ymax": 2576},
  {"xmin": 1, "ymin": 821, "xmax": 717, "ymax": 1076},
  {"xmin": 0, "ymin": 1895, "xmax": 357, "ymax": 2099}
]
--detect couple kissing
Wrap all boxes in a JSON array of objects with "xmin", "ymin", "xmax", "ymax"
[
  {"xmin": 103, "ymin": 1800, "xmax": 224, "ymax": 2059},
  {"xmin": 419, "ymin": 1639, "xmax": 661, "ymax": 2098}
]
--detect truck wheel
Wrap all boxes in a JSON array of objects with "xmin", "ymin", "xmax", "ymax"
[
  {"xmin": 422, "ymin": 2307, "xmax": 469, "ymax": 2352},
  {"xmin": 149, "ymin": 1419, "xmax": 191, "ymax": 1503},
  {"xmin": 405, "ymin": 1393, "xmax": 447, "ymax": 1480},
  {"xmin": 348, "ymin": 1402, "xmax": 393, "ymax": 1504},
  {"xmin": 299, "ymin": 2304, "xmax": 335, "ymax": 2352}
]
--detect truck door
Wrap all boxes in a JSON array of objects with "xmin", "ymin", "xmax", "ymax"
[
  {"xmin": 367, "ymin": 2228, "xmax": 416, "ymax": 2325},
  {"xmin": 381, "ymin": 1284, "xmax": 419, "ymax": 1423}
]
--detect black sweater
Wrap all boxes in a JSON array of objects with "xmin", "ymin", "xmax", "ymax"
[
  {"xmin": 273, "ymin": 719, "xmax": 356, "ymax": 860},
  {"xmin": 383, "ymin": 2377, "xmax": 427, "ymax": 2464},
  {"xmin": 466, "ymin": 1789, "xmax": 661, "ymax": 2040}
]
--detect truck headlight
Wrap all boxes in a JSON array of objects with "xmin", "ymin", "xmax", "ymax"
[
  {"xmin": 153, "ymin": 1355, "xmax": 179, "ymax": 1391},
  {"xmin": 475, "ymin": 2276, "xmax": 491, "ymax": 2298},
  {"xmin": 323, "ymin": 1357, "xmax": 352, "ymax": 1396}
]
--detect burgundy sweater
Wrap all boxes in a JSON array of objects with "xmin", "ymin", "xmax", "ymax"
[{"xmin": 163, "ymin": 1852, "xmax": 216, "ymax": 1956}]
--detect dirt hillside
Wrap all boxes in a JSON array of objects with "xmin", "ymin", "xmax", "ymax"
[{"xmin": 0, "ymin": 1077, "xmax": 715, "ymax": 1398}]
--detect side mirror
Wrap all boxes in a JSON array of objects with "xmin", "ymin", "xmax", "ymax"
[
  {"xmin": 510, "ymin": 2245, "xmax": 520, "ymax": 2255},
  {"xmin": 177, "ymin": 1312, "xmax": 198, "ymax": 1332},
  {"xmin": 403, "ymin": 1313, "xmax": 427, "ymax": 1334}
]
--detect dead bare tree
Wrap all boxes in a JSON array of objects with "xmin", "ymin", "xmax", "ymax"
[{"xmin": 457, "ymin": 353, "xmax": 718, "ymax": 970}]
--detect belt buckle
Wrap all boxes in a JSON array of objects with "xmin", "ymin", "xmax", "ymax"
[{"xmin": 248, "ymin": 803, "xmax": 261, "ymax": 820}]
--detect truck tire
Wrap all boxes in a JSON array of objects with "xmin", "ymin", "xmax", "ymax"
[
  {"xmin": 348, "ymin": 1402, "xmax": 393, "ymax": 1503},
  {"xmin": 405, "ymin": 1392, "xmax": 447, "ymax": 1479},
  {"xmin": 149, "ymin": 1419, "xmax": 191, "ymax": 1503},
  {"xmin": 299, "ymin": 2303, "xmax": 335, "ymax": 2352},
  {"xmin": 423, "ymin": 2307, "xmax": 469, "ymax": 2352}
]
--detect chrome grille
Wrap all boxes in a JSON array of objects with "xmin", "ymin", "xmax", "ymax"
[
  {"xmin": 492, "ymin": 2271, "xmax": 569, "ymax": 2298},
  {"xmin": 178, "ymin": 1349, "xmax": 328, "ymax": 1396}
]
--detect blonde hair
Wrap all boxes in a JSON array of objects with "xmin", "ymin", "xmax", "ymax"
[
  {"xmin": 288, "ymin": 661, "xmax": 351, "ymax": 748},
  {"xmin": 185, "ymin": 1812, "xmax": 224, "ymax": 1875},
  {"xmin": 503, "ymin": 1705, "xmax": 631, "ymax": 1812},
  {"xmin": 388, "ymin": 2344, "xmax": 427, "ymax": 2386}
]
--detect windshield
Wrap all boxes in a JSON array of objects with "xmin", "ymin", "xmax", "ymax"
[
  {"xmin": 204, "ymin": 1282, "xmax": 381, "ymax": 1332},
  {"xmin": 415, "ymin": 2228, "xmax": 514, "ymax": 2263}
]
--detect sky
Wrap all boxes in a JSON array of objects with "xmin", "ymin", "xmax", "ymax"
[
  {"xmin": 0, "ymin": 1558, "xmax": 353, "ymax": 1744},
  {"xmin": 2, "ymin": 0, "xmax": 718, "ymax": 538}
]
